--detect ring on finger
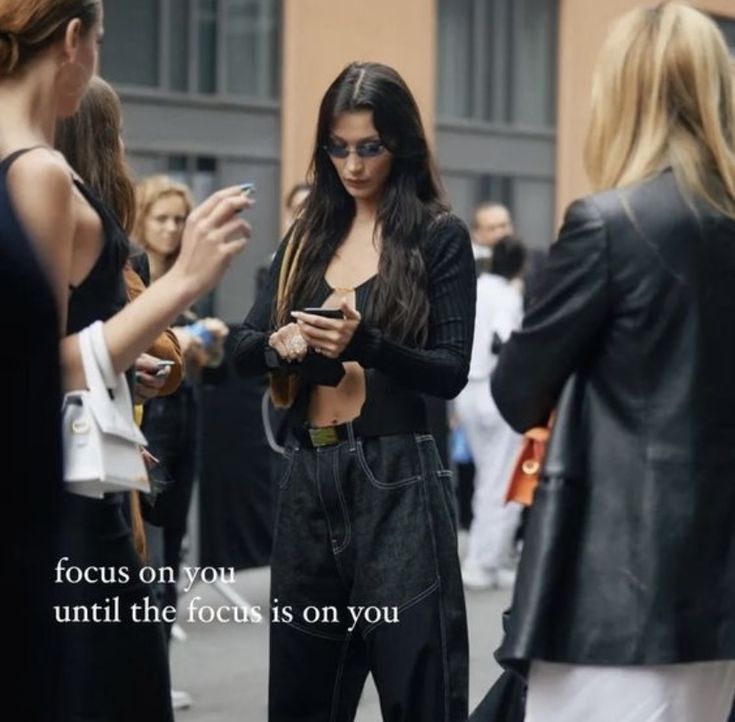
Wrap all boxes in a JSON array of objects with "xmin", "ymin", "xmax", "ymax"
[{"xmin": 286, "ymin": 336, "xmax": 306, "ymax": 355}]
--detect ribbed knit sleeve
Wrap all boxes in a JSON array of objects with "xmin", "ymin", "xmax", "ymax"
[
  {"xmin": 231, "ymin": 240, "xmax": 287, "ymax": 376},
  {"xmin": 344, "ymin": 214, "xmax": 476, "ymax": 399}
]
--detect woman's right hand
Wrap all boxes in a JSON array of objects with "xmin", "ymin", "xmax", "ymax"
[
  {"xmin": 268, "ymin": 323, "xmax": 309, "ymax": 363},
  {"xmin": 169, "ymin": 186, "xmax": 253, "ymax": 298}
]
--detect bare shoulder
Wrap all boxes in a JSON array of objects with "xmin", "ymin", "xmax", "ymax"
[
  {"xmin": 7, "ymin": 147, "xmax": 74, "ymax": 199},
  {"xmin": 7, "ymin": 148, "xmax": 76, "ymax": 235}
]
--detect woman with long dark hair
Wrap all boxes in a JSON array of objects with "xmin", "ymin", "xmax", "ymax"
[
  {"xmin": 490, "ymin": 4, "xmax": 735, "ymax": 721},
  {"xmin": 234, "ymin": 62, "xmax": 475, "ymax": 721}
]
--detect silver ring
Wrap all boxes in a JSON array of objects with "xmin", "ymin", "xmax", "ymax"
[{"xmin": 286, "ymin": 336, "xmax": 306, "ymax": 355}]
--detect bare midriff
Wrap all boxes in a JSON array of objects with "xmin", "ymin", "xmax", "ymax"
[
  {"xmin": 307, "ymin": 287, "xmax": 368, "ymax": 426},
  {"xmin": 308, "ymin": 223, "xmax": 381, "ymax": 427}
]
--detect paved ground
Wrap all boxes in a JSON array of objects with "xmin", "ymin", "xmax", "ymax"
[{"xmin": 171, "ymin": 560, "xmax": 512, "ymax": 721}]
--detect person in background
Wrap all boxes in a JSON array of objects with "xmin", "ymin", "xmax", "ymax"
[
  {"xmin": 472, "ymin": 202, "xmax": 513, "ymax": 260},
  {"xmin": 55, "ymin": 75, "xmax": 186, "ymax": 562},
  {"xmin": 283, "ymin": 181, "xmax": 312, "ymax": 231},
  {"xmin": 455, "ymin": 236, "xmax": 526, "ymax": 590},
  {"xmin": 133, "ymin": 173, "xmax": 230, "ymax": 711},
  {"xmin": 258, "ymin": 182, "xmax": 313, "ymax": 298},
  {"xmin": 491, "ymin": 4, "xmax": 735, "ymax": 721}
]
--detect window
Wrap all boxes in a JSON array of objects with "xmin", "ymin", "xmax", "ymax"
[
  {"xmin": 198, "ymin": 0, "xmax": 218, "ymax": 94},
  {"xmin": 167, "ymin": 155, "xmax": 219, "ymax": 203},
  {"xmin": 101, "ymin": 0, "xmax": 280, "ymax": 99},
  {"xmin": 437, "ymin": 0, "xmax": 557, "ymax": 126},
  {"xmin": 225, "ymin": 0, "xmax": 280, "ymax": 98},
  {"xmin": 101, "ymin": 0, "xmax": 160, "ymax": 87}
]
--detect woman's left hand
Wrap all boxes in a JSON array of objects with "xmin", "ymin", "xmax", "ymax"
[
  {"xmin": 133, "ymin": 353, "xmax": 170, "ymax": 403},
  {"xmin": 291, "ymin": 299, "xmax": 361, "ymax": 359}
]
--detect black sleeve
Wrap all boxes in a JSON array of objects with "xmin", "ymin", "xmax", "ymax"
[
  {"xmin": 129, "ymin": 250, "xmax": 150, "ymax": 286},
  {"xmin": 230, "ymin": 243, "xmax": 285, "ymax": 377},
  {"xmin": 231, "ymin": 240, "xmax": 345, "ymax": 385},
  {"xmin": 490, "ymin": 198, "xmax": 610, "ymax": 432},
  {"xmin": 343, "ymin": 215, "xmax": 477, "ymax": 399}
]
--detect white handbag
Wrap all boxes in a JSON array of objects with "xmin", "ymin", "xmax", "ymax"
[{"xmin": 62, "ymin": 321, "xmax": 150, "ymax": 498}]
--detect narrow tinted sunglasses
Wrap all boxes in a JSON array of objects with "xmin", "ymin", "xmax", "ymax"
[{"xmin": 323, "ymin": 139, "xmax": 386, "ymax": 159}]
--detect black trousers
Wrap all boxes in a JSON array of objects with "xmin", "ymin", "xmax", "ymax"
[
  {"xmin": 269, "ymin": 430, "xmax": 468, "ymax": 722},
  {"xmin": 141, "ymin": 386, "xmax": 198, "ymax": 640},
  {"xmin": 57, "ymin": 494, "xmax": 173, "ymax": 721}
]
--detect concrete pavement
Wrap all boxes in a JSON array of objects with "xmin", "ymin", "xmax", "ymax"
[{"xmin": 171, "ymin": 563, "xmax": 512, "ymax": 721}]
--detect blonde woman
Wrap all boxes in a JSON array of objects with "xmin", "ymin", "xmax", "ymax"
[
  {"xmin": 133, "ymin": 176, "xmax": 228, "ymax": 682},
  {"xmin": 490, "ymin": 4, "xmax": 735, "ymax": 722}
]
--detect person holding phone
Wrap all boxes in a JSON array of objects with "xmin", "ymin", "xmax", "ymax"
[
  {"xmin": 233, "ymin": 62, "xmax": 476, "ymax": 721},
  {"xmin": 0, "ymin": 3, "xmax": 251, "ymax": 718}
]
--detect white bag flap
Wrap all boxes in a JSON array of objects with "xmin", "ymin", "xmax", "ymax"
[{"xmin": 78, "ymin": 322, "xmax": 147, "ymax": 446}]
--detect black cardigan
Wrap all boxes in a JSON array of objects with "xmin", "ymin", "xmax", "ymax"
[{"xmin": 232, "ymin": 214, "xmax": 477, "ymax": 435}]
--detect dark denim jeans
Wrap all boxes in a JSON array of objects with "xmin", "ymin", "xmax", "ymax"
[
  {"xmin": 269, "ymin": 429, "xmax": 469, "ymax": 722},
  {"xmin": 141, "ymin": 385, "xmax": 198, "ymax": 640}
]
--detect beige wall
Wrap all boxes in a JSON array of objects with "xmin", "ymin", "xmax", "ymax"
[
  {"xmin": 281, "ymin": 0, "xmax": 436, "ymax": 226},
  {"xmin": 557, "ymin": 0, "xmax": 735, "ymax": 222}
]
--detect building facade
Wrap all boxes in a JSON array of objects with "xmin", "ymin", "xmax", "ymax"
[{"xmin": 102, "ymin": 0, "xmax": 735, "ymax": 321}]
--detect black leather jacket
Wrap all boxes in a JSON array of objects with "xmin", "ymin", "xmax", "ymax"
[{"xmin": 492, "ymin": 170, "xmax": 735, "ymax": 667}]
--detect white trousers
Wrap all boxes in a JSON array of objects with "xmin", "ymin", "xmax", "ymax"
[
  {"xmin": 455, "ymin": 379, "xmax": 522, "ymax": 570},
  {"xmin": 525, "ymin": 660, "xmax": 735, "ymax": 722}
]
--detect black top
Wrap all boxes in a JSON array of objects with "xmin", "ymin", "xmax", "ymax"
[
  {"xmin": 232, "ymin": 213, "xmax": 477, "ymax": 435},
  {"xmin": 1, "ymin": 148, "xmax": 63, "ymax": 717},
  {"xmin": 492, "ymin": 170, "xmax": 735, "ymax": 667},
  {"xmin": 66, "ymin": 180, "xmax": 128, "ymax": 335}
]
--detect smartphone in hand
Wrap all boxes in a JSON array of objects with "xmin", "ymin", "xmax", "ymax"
[
  {"xmin": 240, "ymin": 183, "xmax": 256, "ymax": 199},
  {"xmin": 301, "ymin": 307, "xmax": 344, "ymax": 319},
  {"xmin": 154, "ymin": 360, "xmax": 176, "ymax": 377}
]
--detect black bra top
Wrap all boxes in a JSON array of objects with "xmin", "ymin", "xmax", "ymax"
[{"xmin": 0, "ymin": 146, "xmax": 129, "ymax": 335}]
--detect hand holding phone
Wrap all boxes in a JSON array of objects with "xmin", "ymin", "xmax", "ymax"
[
  {"xmin": 300, "ymin": 307, "xmax": 344, "ymax": 319},
  {"xmin": 291, "ymin": 301, "xmax": 361, "ymax": 359},
  {"xmin": 154, "ymin": 360, "xmax": 175, "ymax": 377}
]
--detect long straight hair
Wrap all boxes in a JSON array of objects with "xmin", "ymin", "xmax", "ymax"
[
  {"xmin": 276, "ymin": 62, "xmax": 447, "ymax": 343},
  {"xmin": 584, "ymin": 2, "xmax": 735, "ymax": 217},
  {"xmin": 56, "ymin": 77, "xmax": 138, "ymax": 233}
]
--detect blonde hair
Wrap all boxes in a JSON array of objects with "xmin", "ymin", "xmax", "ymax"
[
  {"xmin": 133, "ymin": 174, "xmax": 194, "ymax": 252},
  {"xmin": 584, "ymin": 2, "xmax": 735, "ymax": 217}
]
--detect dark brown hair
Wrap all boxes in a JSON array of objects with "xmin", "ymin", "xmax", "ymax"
[
  {"xmin": 277, "ymin": 62, "xmax": 446, "ymax": 340},
  {"xmin": 0, "ymin": 0, "xmax": 100, "ymax": 77},
  {"xmin": 56, "ymin": 77, "xmax": 138, "ymax": 234},
  {"xmin": 270, "ymin": 62, "xmax": 447, "ymax": 406}
]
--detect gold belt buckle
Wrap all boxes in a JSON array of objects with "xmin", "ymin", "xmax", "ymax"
[{"xmin": 308, "ymin": 426, "xmax": 340, "ymax": 447}]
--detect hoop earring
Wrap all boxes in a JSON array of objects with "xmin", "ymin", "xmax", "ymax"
[{"xmin": 58, "ymin": 61, "xmax": 89, "ymax": 97}]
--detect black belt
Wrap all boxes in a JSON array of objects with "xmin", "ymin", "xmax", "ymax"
[{"xmin": 294, "ymin": 420, "xmax": 362, "ymax": 449}]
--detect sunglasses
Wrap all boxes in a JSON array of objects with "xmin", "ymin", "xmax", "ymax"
[{"xmin": 323, "ymin": 139, "xmax": 386, "ymax": 159}]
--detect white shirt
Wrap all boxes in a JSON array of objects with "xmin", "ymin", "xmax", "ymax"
[{"xmin": 468, "ymin": 273, "xmax": 524, "ymax": 380}]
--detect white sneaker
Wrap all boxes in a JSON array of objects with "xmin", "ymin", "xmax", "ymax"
[
  {"xmin": 171, "ymin": 689, "xmax": 192, "ymax": 711},
  {"xmin": 171, "ymin": 622, "xmax": 187, "ymax": 642},
  {"xmin": 461, "ymin": 561, "xmax": 497, "ymax": 590}
]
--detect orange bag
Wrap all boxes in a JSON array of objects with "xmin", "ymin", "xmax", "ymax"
[{"xmin": 505, "ymin": 426, "xmax": 550, "ymax": 506}]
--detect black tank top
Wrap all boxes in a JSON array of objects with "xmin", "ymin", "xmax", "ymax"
[
  {"xmin": 0, "ymin": 147, "xmax": 64, "ymax": 718},
  {"xmin": 0, "ymin": 145, "xmax": 130, "ymax": 333},
  {"xmin": 65, "ymin": 173, "xmax": 129, "ymax": 334}
]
